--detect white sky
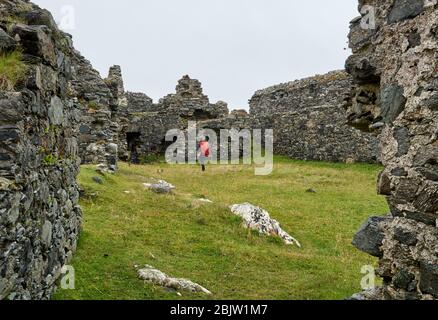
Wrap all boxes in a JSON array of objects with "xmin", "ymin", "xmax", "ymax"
[{"xmin": 33, "ymin": 0, "xmax": 358, "ymax": 110}]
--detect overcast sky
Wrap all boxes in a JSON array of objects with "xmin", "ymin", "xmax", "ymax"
[{"xmin": 34, "ymin": 0, "xmax": 358, "ymax": 110}]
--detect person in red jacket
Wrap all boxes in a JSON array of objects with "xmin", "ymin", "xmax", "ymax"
[{"xmin": 198, "ymin": 136, "xmax": 210, "ymax": 172}]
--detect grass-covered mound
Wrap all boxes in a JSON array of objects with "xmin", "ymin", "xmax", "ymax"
[{"xmin": 54, "ymin": 157, "xmax": 387, "ymax": 300}]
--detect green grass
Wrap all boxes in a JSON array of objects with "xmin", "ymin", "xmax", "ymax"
[
  {"xmin": 54, "ymin": 156, "xmax": 388, "ymax": 300},
  {"xmin": 0, "ymin": 50, "xmax": 27, "ymax": 90}
]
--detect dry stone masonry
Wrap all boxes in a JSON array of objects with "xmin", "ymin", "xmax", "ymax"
[
  {"xmin": 0, "ymin": 0, "xmax": 83, "ymax": 299},
  {"xmin": 249, "ymin": 71, "xmax": 379, "ymax": 163},
  {"xmin": 112, "ymin": 74, "xmax": 230, "ymax": 162},
  {"xmin": 112, "ymin": 70, "xmax": 378, "ymax": 165},
  {"xmin": 346, "ymin": 0, "xmax": 438, "ymax": 300},
  {"xmin": 0, "ymin": 0, "xmax": 122, "ymax": 300},
  {"xmin": 72, "ymin": 53, "xmax": 119, "ymax": 172}
]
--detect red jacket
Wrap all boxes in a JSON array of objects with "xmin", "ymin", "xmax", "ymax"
[{"xmin": 199, "ymin": 141, "xmax": 210, "ymax": 157}]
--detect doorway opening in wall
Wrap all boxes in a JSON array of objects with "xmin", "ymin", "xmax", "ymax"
[{"xmin": 127, "ymin": 132, "xmax": 141, "ymax": 164}]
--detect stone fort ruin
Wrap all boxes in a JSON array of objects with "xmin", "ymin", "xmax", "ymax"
[
  {"xmin": 0, "ymin": 0, "xmax": 436, "ymax": 300},
  {"xmin": 346, "ymin": 0, "xmax": 438, "ymax": 300},
  {"xmin": 80, "ymin": 68, "xmax": 379, "ymax": 166}
]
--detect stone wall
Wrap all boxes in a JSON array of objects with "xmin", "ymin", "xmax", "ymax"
[
  {"xmin": 249, "ymin": 71, "xmax": 379, "ymax": 163},
  {"xmin": 157, "ymin": 75, "xmax": 229, "ymax": 120},
  {"xmin": 115, "ymin": 75, "xmax": 230, "ymax": 161},
  {"xmin": 346, "ymin": 0, "xmax": 438, "ymax": 300},
  {"xmin": 71, "ymin": 55, "xmax": 118, "ymax": 172},
  {"xmin": 0, "ymin": 0, "xmax": 82, "ymax": 299},
  {"xmin": 114, "ymin": 71, "xmax": 378, "ymax": 165}
]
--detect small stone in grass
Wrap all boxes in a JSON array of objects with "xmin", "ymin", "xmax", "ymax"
[{"xmin": 92, "ymin": 176, "xmax": 103, "ymax": 184}]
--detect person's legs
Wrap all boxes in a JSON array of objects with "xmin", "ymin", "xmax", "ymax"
[{"xmin": 200, "ymin": 155, "xmax": 206, "ymax": 172}]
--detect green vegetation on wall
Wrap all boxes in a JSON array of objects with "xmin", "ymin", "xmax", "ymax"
[{"xmin": 0, "ymin": 50, "xmax": 27, "ymax": 91}]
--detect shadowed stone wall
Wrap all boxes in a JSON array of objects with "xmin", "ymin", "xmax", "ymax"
[
  {"xmin": 346, "ymin": 0, "xmax": 438, "ymax": 300},
  {"xmin": 0, "ymin": 0, "xmax": 82, "ymax": 299}
]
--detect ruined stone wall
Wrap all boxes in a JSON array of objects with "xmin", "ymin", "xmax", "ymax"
[
  {"xmin": 71, "ymin": 56, "xmax": 119, "ymax": 172},
  {"xmin": 0, "ymin": 0, "xmax": 82, "ymax": 299},
  {"xmin": 107, "ymin": 68, "xmax": 158, "ymax": 160},
  {"xmin": 197, "ymin": 111, "xmax": 252, "ymax": 161},
  {"xmin": 249, "ymin": 71, "xmax": 379, "ymax": 163},
  {"xmin": 116, "ymin": 75, "xmax": 230, "ymax": 161},
  {"xmin": 346, "ymin": 0, "xmax": 438, "ymax": 300},
  {"xmin": 117, "ymin": 71, "xmax": 379, "ymax": 164},
  {"xmin": 157, "ymin": 75, "xmax": 229, "ymax": 121}
]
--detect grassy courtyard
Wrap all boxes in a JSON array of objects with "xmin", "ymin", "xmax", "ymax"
[{"xmin": 54, "ymin": 157, "xmax": 388, "ymax": 300}]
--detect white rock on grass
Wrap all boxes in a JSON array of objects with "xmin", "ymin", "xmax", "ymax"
[
  {"xmin": 229, "ymin": 203, "xmax": 301, "ymax": 247},
  {"xmin": 138, "ymin": 265, "xmax": 212, "ymax": 295},
  {"xmin": 143, "ymin": 180, "xmax": 176, "ymax": 194},
  {"xmin": 197, "ymin": 198, "xmax": 213, "ymax": 204}
]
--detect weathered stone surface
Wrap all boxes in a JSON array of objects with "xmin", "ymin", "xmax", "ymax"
[
  {"xmin": 0, "ymin": 28, "xmax": 16, "ymax": 52},
  {"xmin": 425, "ymin": 93, "xmax": 438, "ymax": 111},
  {"xmin": 345, "ymin": 55, "xmax": 380, "ymax": 85},
  {"xmin": 229, "ymin": 203, "xmax": 301, "ymax": 247},
  {"xmin": 352, "ymin": 216, "xmax": 391, "ymax": 257},
  {"xmin": 0, "ymin": 0, "xmax": 82, "ymax": 300},
  {"xmin": 394, "ymin": 127, "xmax": 410, "ymax": 156},
  {"xmin": 71, "ymin": 57, "xmax": 119, "ymax": 169},
  {"xmin": 393, "ymin": 227, "xmax": 418, "ymax": 246},
  {"xmin": 377, "ymin": 171, "xmax": 392, "ymax": 196},
  {"xmin": 138, "ymin": 265, "xmax": 212, "ymax": 295},
  {"xmin": 12, "ymin": 24, "xmax": 56, "ymax": 66},
  {"xmin": 113, "ymin": 74, "xmax": 230, "ymax": 161},
  {"xmin": 41, "ymin": 220, "xmax": 53, "ymax": 246},
  {"xmin": 48, "ymin": 96, "xmax": 65, "ymax": 125},
  {"xmin": 392, "ymin": 268, "xmax": 416, "ymax": 291},
  {"xmin": 346, "ymin": 0, "xmax": 438, "ymax": 299},
  {"xmin": 249, "ymin": 71, "xmax": 379, "ymax": 163},
  {"xmin": 144, "ymin": 180, "xmax": 176, "ymax": 194},
  {"xmin": 420, "ymin": 262, "xmax": 438, "ymax": 296},
  {"xmin": 380, "ymin": 85, "xmax": 407, "ymax": 124},
  {"xmin": 92, "ymin": 176, "xmax": 104, "ymax": 185},
  {"xmin": 388, "ymin": 0, "xmax": 425, "ymax": 24}
]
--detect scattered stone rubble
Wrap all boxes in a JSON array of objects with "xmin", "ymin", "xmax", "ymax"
[
  {"xmin": 143, "ymin": 180, "xmax": 176, "ymax": 194},
  {"xmin": 230, "ymin": 203, "xmax": 301, "ymax": 247},
  {"xmin": 137, "ymin": 265, "xmax": 212, "ymax": 295}
]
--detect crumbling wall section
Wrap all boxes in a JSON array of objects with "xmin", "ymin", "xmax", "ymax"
[
  {"xmin": 346, "ymin": 0, "xmax": 438, "ymax": 300},
  {"xmin": 0, "ymin": 0, "xmax": 82, "ymax": 300},
  {"xmin": 249, "ymin": 71, "xmax": 379, "ymax": 163},
  {"xmin": 71, "ymin": 56, "xmax": 119, "ymax": 172}
]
